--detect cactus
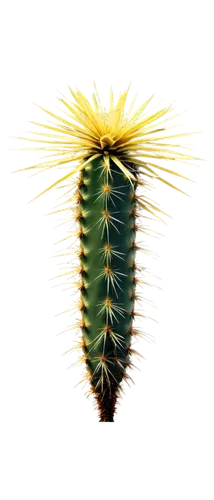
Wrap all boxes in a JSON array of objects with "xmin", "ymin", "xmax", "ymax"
[{"xmin": 14, "ymin": 83, "xmax": 200, "ymax": 422}]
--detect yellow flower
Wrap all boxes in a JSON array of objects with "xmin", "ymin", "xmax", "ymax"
[{"xmin": 14, "ymin": 82, "xmax": 200, "ymax": 200}]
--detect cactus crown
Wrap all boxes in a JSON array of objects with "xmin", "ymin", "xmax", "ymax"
[{"xmin": 15, "ymin": 83, "xmax": 201, "ymax": 421}]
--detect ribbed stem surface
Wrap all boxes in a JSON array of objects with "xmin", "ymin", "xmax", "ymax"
[{"xmin": 78, "ymin": 157, "xmax": 137, "ymax": 421}]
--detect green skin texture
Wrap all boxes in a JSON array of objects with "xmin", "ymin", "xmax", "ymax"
[{"xmin": 78, "ymin": 157, "xmax": 137, "ymax": 421}]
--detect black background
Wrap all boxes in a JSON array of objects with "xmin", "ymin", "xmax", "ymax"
[{"xmin": 0, "ymin": 65, "xmax": 210, "ymax": 433}]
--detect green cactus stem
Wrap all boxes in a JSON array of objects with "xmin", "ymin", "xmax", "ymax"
[{"xmin": 77, "ymin": 157, "xmax": 138, "ymax": 421}]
